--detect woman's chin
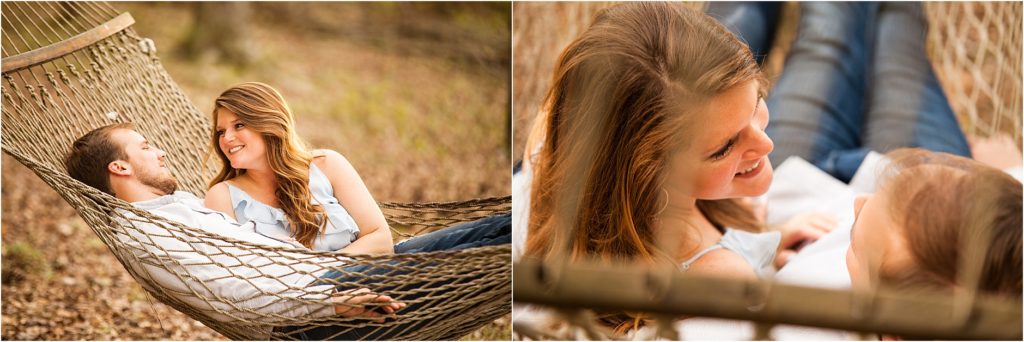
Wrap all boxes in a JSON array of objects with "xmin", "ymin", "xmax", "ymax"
[{"xmin": 734, "ymin": 164, "xmax": 773, "ymax": 196}]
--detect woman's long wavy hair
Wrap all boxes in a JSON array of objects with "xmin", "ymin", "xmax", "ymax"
[
  {"xmin": 524, "ymin": 4, "xmax": 766, "ymax": 329},
  {"xmin": 526, "ymin": 2, "xmax": 765, "ymax": 262},
  {"xmin": 207, "ymin": 82, "xmax": 326, "ymax": 249}
]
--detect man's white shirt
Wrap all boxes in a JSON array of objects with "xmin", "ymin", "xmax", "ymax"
[{"xmin": 113, "ymin": 191, "xmax": 344, "ymax": 324}]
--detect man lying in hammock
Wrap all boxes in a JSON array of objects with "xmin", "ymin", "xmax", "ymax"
[
  {"xmin": 63, "ymin": 122, "xmax": 406, "ymax": 323},
  {"xmin": 63, "ymin": 123, "xmax": 509, "ymax": 335}
]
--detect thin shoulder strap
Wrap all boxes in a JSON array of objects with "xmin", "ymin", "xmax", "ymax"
[
  {"xmin": 680, "ymin": 244, "xmax": 724, "ymax": 270},
  {"xmin": 224, "ymin": 181, "xmax": 250, "ymax": 208},
  {"xmin": 308, "ymin": 161, "xmax": 324, "ymax": 178},
  {"xmin": 307, "ymin": 162, "xmax": 332, "ymax": 187}
]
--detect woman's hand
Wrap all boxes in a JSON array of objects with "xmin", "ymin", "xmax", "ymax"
[
  {"xmin": 332, "ymin": 288, "xmax": 406, "ymax": 320},
  {"xmin": 969, "ymin": 134, "xmax": 1023, "ymax": 170},
  {"xmin": 772, "ymin": 212, "xmax": 838, "ymax": 268}
]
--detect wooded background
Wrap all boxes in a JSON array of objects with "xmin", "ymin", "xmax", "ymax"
[{"xmin": 1, "ymin": 2, "xmax": 511, "ymax": 340}]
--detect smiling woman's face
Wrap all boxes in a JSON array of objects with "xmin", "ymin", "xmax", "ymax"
[
  {"xmin": 663, "ymin": 80, "xmax": 774, "ymax": 201},
  {"xmin": 215, "ymin": 107, "xmax": 268, "ymax": 170}
]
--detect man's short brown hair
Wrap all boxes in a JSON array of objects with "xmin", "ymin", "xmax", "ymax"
[
  {"xmin": 65, "ymin": 123, "xmax": 134, "ymax": 196},
  {"xmin": 878, "ymin": 148, "xmax": 1022, "ymax": 299}
]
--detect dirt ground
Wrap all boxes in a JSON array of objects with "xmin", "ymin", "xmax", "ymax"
[{"xmin": 2, "ymin": 2, "xmax": 510, "ymax": 340}]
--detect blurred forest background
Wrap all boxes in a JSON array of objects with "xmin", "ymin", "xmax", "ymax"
[{"xmin": 2, "ymin": 2, "xmax": 510, "ymax": 340}]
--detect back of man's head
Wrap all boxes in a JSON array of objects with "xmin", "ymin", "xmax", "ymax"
[{"xmin": 66, "ymin": 123, "xmax": 134, "ymax": 196}]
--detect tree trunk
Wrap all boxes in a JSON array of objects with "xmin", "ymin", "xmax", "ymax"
[{"xmin": 180, "ymin": 2, "xmax": 255, "ymax": 67}]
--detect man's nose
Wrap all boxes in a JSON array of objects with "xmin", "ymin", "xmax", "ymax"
[{"xmin": 853, "ymin": 195, "xmax": 870, "ymax": 217}]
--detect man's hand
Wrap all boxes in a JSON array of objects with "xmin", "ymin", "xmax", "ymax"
[
  {"xmin": 969, "ymin": 134, "xmax": 1023, "ymax": 170},
  {"xmin": 332, "ymin": 288, "xmax": 406, "ymax": 320},
  {"xmin": 773, "ymin": 212, "xmax": 838, "ymax": 268}
]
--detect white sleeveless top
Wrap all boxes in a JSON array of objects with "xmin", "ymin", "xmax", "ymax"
[
  {"xmin": 679, "ymin": 228, "xmax": 780, "ymax": 279},
  {"xmin": 227, "ymin": 163, "xmax": 361, "ymax": 251}
]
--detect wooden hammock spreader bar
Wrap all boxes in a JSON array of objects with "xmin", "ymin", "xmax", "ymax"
[
  {"xmin": 2, "ymin": 12, "xmax": 135, "ymax": 73},
  {"xmin": 513, "ymin": 259, "xmax": 1023, "ymax": 340}
]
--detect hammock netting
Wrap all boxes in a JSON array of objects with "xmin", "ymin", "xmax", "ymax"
[
  {"xmin": 511, "ymin": 2, "xmax": 1022, "ymax": 340},
  {"xmin": 924, "ymin": 2, "xmax": 1022, "ymax": 141},
  {"xmin": 1, "ymin": 2, "xmax": 510, "ymax": 340}
]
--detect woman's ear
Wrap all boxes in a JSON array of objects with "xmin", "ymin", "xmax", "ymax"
[{"xmin": 108, "ymin": 160, "xmax": 132, "ymax": 176}]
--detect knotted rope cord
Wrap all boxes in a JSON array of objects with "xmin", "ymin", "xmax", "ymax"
[
  {"xmin": 380, "ymin": 195, "xmax": 512, "ymax": 237},
  {"xmin": 2, "ymin": 2, "xmax": 511, "ymax": 340},
  {"xmin": 924, "ymin": 2, "xmax": 1022, "ymax": 143}
]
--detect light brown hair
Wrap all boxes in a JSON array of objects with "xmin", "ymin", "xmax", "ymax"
[
  {"xmin": 876, "ymin": 148, "xmax": 1022, "ymax": 299},
  {"xmin": 66, "ymin": 123, "xmax": 135, "ymax": 196},
  {"xmin": 207, "ymin": 82, "xmax": 326, "ymax": 249},
  {"xmin": 525, "ymin": 3, "xmax": 765, "ymax": 263},
  {"xmin": 523, "ymin": 3, "xmax": 766, "ymax": 332}
]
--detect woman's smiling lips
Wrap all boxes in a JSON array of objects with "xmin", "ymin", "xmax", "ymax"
[{"xmin": 735, "ymin": 157, "xmax": 765, "ymax": 178}]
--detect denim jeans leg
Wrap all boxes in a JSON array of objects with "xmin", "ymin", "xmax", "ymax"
[
  {"xmin": 291, "ymin": 214, "xmax": 511, "ymax": 340},
  {"xmin": 765, "ymin": 2, "xmax": 879, "ymax": 182},
  {"xmin": 393, "ymin": 213, "xmax": 512, "ymax": 253},
  {"xmin": 317, "ymin": 213, "xmax": 512, "ymax": 281},
  {"xmin": 862, "ymin": 2, "xmax": 971, "ymax": 157},
  {"xmin": 704, "ymin": 2, "xmax": 783, "ymax": 64}
]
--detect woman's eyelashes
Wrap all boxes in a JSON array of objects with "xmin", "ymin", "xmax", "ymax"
[
  {"xmin": 709, "ymin": 137, "xmax": 736, "ymax": 161},
  {"xmin": 709, "ymin": 97, "xmax": 762, "ymax": 162},
  {"xmin": 215, "ymin": 123, "xmax": 245, "ymax": 137}
]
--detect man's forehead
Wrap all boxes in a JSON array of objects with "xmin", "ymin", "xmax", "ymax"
[{"xmin": 111, "ymin": 128, "xmax": 147, "ymax": 146}]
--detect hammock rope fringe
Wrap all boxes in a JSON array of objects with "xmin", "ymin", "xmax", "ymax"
[{"xmin": 1, "ymin": 2, "xmax": 510, "ymax": 340}]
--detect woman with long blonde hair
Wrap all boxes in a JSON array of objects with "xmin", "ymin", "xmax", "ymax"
[
  {"xmin": 203, "ymin": 81, "xmax": 511, "ymax": 339},
  {"xmin": 517, "ymin": 3, "xmax": 789, "ymax": 332},
  {"xmin": 524, "ymin": 1, "xmax": 780, "ymax": 278},
  {"xmin": 204, "ymin": 82, "xmax": 393, "ymax": 253},
  {"xmin": 204, "ymin": 82, "xmax": 509, "ymax": 256}
]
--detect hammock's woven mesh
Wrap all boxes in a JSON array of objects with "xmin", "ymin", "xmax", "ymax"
[
  {"xmin": 924, "ymin": 2, "xmax": 1022, "ymax": 142},
  {"xmin": 1, "ymin": 2, "xmax": 510, "ymax": 340}
]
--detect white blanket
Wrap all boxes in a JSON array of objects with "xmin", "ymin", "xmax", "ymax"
[{"xmin": 771, "ymin": 152, "xmax": 888, "ymax": 290}]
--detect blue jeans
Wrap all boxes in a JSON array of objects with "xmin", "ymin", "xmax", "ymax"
[
  {"xmin": 283, "ymin": 213, "xmax": 511, "ymax": 340},
  {"xmin": 705, "ymin": 2, "xmax": 782, "ymax": 65},
  {"xmin": 711, "ymin": 2, "xmax": 970, "ymax": 183}
]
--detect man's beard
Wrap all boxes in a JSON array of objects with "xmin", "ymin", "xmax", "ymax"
[{"xmin": 138, "ymin": 170, "xmax": 178, "ymax": 195}]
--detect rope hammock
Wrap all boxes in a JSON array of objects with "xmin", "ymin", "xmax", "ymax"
[
  {"xmin": 511, "ymin": 2, "xmax": 1022, "ymax": 340},
  {"xmin": 1, "ymin": 2, "xmax": 510, "ymax": 340},
  {"xmin": 924, "ymin": 2, "xmax": 1022, "ymax": 141}
]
